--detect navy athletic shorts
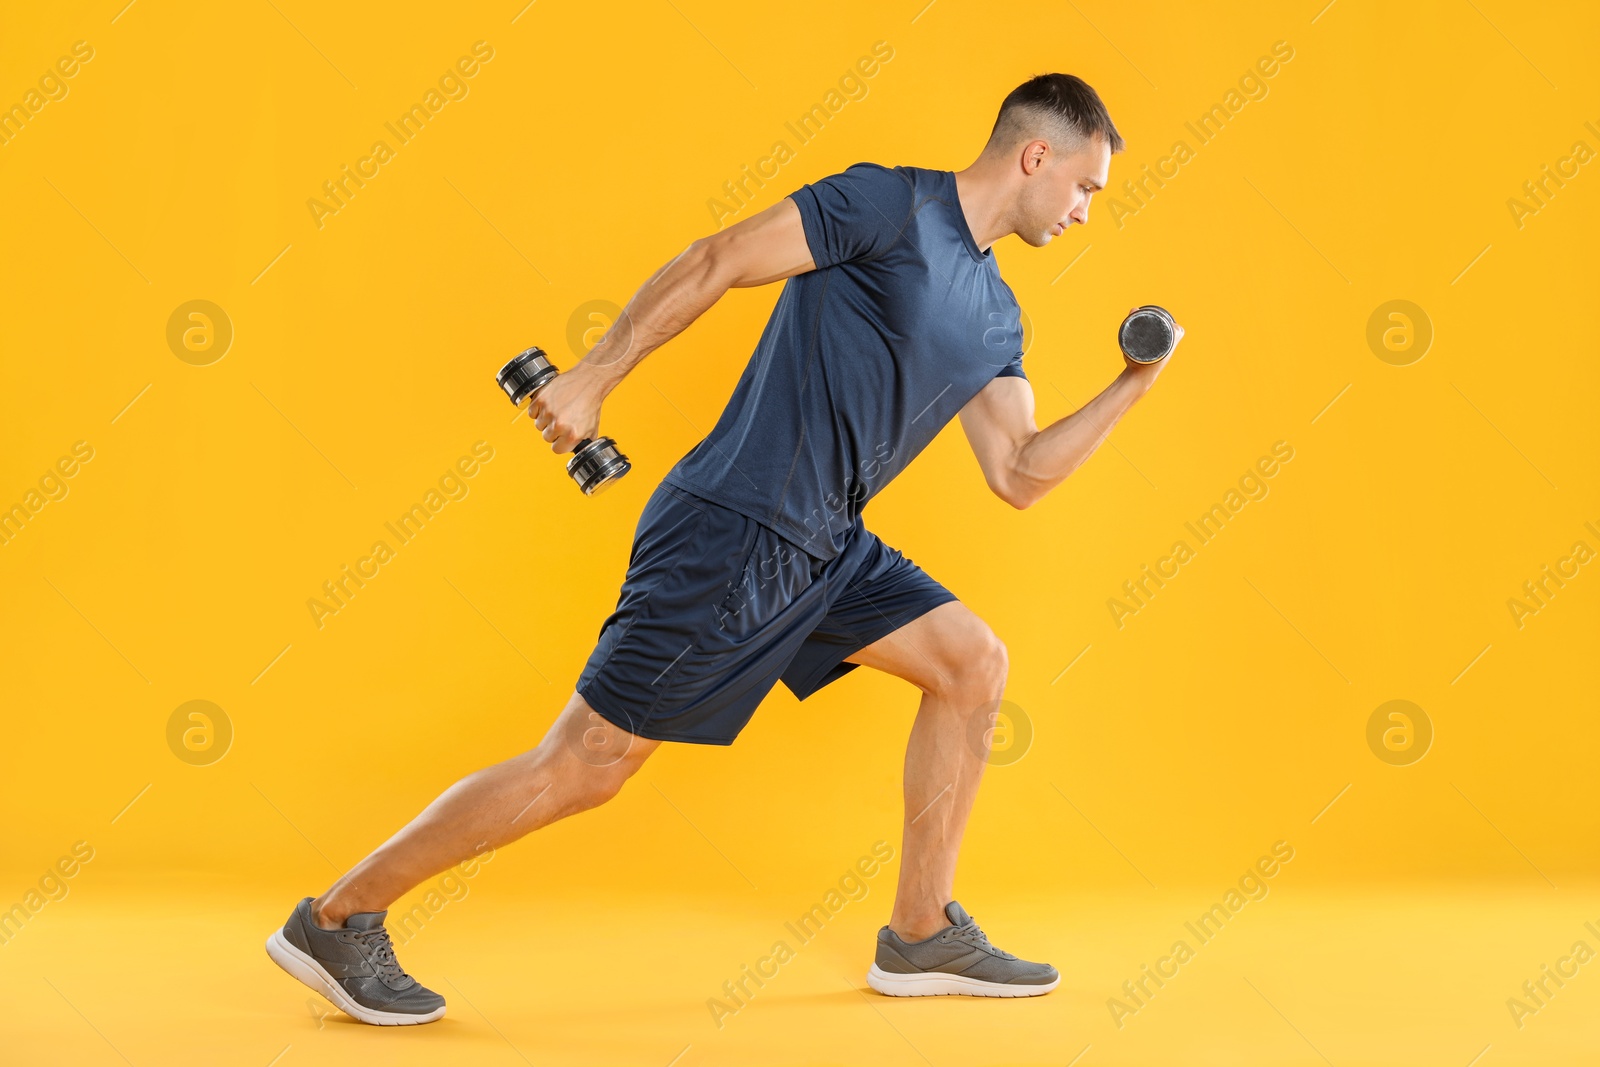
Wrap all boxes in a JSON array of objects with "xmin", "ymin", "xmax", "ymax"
[{"xmin": 575, "ymin": 480, "xmax": 959, "ymax": 745}]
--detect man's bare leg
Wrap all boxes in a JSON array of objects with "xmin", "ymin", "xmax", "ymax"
[
  {"xmin": 313, "ymin": 691, "xmax": 659, "ymax": 927},
  {"xmin": 843, "ymin": 600, "xmax": 1008, "ymax": 941}
]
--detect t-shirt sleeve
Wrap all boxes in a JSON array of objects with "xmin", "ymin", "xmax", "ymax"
[
  {"xmin": 994, "ymin": 302, "xmax": 1028, "ymax": 380},
  {"xmin": 789, "ymin": 163, "xmax": 915, "ymax": 270},
  {"xmin": 994, "ymin": 350, "xmax": 1028, "ymax": 380}
]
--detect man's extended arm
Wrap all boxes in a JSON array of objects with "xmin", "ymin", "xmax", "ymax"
[
  {"xmin": 957, "ymin": 319, "xmax": 1183, "ymax": 509},
  {"xmin": 528, "ymin": 199, "xmax": 816, "ymax": 453}
]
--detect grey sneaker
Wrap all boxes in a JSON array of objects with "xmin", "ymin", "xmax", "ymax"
[
  {"xmin": 868, "ymin": 900, "xmax": 1060, "ymax": 997},
  {"xmin": 265, "ymin": 896, "xmax": 446, "ymax": 1025}
]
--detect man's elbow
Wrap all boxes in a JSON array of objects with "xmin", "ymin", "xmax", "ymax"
[
  {"xmin": 696, "ymin": 230, "xmax": 756, "ymax": 290},
  {"xmin": 682, "ymin": 237, "xmax": 724, "ymax": 285},
  {"xmin": 991, "ymin": 473, "xmax": 1041, "ymax": 510},
  {"xmin": 1001, "ymin": 489, "xmax": 1040, "ymax": 510}
]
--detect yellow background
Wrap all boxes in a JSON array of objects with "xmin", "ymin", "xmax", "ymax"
[{"xmin": 2, "ymin": 0, "xmax": 1596, "ymax": 1063}]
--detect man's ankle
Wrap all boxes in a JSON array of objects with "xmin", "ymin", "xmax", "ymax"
[
  {"xmin": 889, "ymin": 912, "xmax": 949, "ymax": 943},
  {"xmin": 310, "ymin": 895, "xmax": 349, "ymax": 931}
]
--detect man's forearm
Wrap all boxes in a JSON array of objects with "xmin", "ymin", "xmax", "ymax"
[
  {"xmin": 576, "ymin": 241, "xmax": 726, "ymax": 395},
  {"xmin": 1010, "ymin": 367, "xmax": 1155, "ymax": 506}
]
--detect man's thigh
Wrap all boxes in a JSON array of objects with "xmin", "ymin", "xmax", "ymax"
[
  {"xmin": 778, "ymin": 530, "xmax": 968, "ymax": 700},
  {"xmin": 843, "ymin": 600, "xmax": 996, "ymax": 693}
]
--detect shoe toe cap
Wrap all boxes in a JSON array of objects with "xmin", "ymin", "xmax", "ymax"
[
  {"xmin": 339, "ymin": 977, "xmax": 447, "ymax": 1015},
  {"xmin": 391, "ymin": 983, "xmax": 447, "ymax": 1014},
  {"xmin": 1008, "ymin": 961, "xmax": 1060, "ymax": 986}
]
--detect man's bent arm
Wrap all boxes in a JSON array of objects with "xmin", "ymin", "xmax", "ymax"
[
  {"xmin": 957, "ymin": 364, "xmax": 1162, "ymax": 510},
  {"xmin": 529, "ymin": 199, "xmax": 815, "ymax": 452}
]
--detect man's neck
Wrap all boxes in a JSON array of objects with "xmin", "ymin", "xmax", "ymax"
[{"xmin": 952, "ymin": 161, "xmax": 1011, "ymax": 253}]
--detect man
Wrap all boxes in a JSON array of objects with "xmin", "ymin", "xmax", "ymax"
[{"xmin": 266, "ymin": 72, "xmax": 1182, "ymax": 1024}]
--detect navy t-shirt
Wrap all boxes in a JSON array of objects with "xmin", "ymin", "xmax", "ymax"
[{"xmin": 662, "ymin": 162, "xmax": 1028, "ymax": 561}]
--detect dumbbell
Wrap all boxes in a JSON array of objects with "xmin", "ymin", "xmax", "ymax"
[
  {"xmin": 496, "ymin": 347, "xmax": 631, "ymax": 495},
  {"xmin": 1118, "ymin": 305, "xmax": 1179, "ymax": 364}
]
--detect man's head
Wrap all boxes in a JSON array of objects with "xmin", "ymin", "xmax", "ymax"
[{"xmin": 981, "ymin": 73, "xmax": 1122, "ymax": 246}]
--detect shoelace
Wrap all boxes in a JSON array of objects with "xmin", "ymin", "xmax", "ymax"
[
  {"xmin": 948, "ymin": 916, "xmax": 1018, "ymax": 960},
  {"xmin": 352, "ymin": 927, "xmax": 408, "ymax": 982}
]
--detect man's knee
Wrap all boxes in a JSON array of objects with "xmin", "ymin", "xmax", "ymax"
[
  {"xmin": 540, "ymin": 692, "xmax": 658, "ymax": 806},
  {"xmin": 967, "ymin": 628, "xmax": 1009, "ymax": 693},
  {"xmin": 580, "ymin": 742, "xmax": 651, "ymax": 804},
  {"xmin": 926, "ymin": 610, "xmax": 1008, "ymax": 699}
]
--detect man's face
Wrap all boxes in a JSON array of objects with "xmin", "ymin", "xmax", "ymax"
[{"xmin": 1021, "ymin": 136, "xmax": 1111, "ymax": 246}]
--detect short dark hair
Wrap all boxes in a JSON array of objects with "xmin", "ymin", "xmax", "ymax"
[{"xmin": 987, "ymin": 73, "xmax": 1124, "ymax": 155}]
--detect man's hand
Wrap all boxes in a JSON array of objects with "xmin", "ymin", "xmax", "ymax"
[{"xmin": 528, "ymin": 361, "xmax": 607, "ymax": 454}]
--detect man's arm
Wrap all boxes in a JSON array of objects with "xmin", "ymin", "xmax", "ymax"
[
  {"xmin": 529, "ymin": 199, "xmax": 815, "ymax": 453},
  {"xmin": 958, "ymin": 319, "xmax": 1183, "ymax": 509}
]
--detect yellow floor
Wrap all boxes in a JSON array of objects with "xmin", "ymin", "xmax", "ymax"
[{"xmin": 5, "ymin": 880, "xmax": 1597, "ymax": 1066}]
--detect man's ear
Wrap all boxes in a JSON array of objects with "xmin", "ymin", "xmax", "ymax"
[{"xmin": 1025, "ymin": 141, "xmax": 1048, "ymax": 174}]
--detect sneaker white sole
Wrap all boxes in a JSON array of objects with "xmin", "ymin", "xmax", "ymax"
[
  {"xmin": 265, "ymin": 929, "xmax": 447, "ymax": 1025},
  {"xmin": 867, "ymin": 963, "xmax": 1059, "ymax": 997}
]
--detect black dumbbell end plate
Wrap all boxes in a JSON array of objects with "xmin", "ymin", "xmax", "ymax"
[{"xmin": 1120, "ymin": 307, "xmax": 1176, "ymax": 364}]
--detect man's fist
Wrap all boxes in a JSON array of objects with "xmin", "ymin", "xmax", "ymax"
[{"xmin": 528, "ymin": 362, "xmax": 605, "ymax": 454}]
